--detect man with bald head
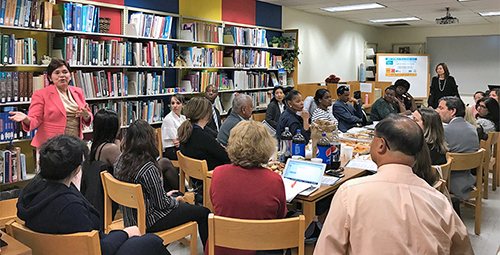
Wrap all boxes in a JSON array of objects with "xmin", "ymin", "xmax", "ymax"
[
  {"xmin": 315, "ymin": 114, "xmax": 472, "ymax": 255},
  {"xmin": 217, "ymin": 94, "xmax": 254, "ymax": 146}
]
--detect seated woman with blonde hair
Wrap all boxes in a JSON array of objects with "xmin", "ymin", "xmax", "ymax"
[{"xmin": 209, "ymin": 121, "xmax": 287, "ymax": 255}]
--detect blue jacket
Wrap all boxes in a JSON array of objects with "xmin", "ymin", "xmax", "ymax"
[
  {"xmin": 332, "ymin": 100, "xmax": 363, "ymax": 132},
  {"xmin": 277, "ymin": 108, "xmax": 311, "ymax": 142}
]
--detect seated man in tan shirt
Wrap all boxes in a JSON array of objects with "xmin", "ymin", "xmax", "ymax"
[{"xmin": 314, "ymin": 114, "xmax": 473, "ymax": 255}]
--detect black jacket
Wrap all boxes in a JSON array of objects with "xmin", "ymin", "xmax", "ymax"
[
  {"xmin": 265, "ymin": 99, "xmax": 285, "ymax": 129},
  {"xmin": 428, "ymin": 76, "xmax": 460, "ymax": 108},
  {"xmin": 17, "ymin": 175, "xmax": 129, "ymax": 255},
  {"xmin": 277, "ymin": 108, "xmax": 311, "ymax": 142},
  {"xmin": 180, "ymin": 126, "xmax": 230, "ymax": 170}
]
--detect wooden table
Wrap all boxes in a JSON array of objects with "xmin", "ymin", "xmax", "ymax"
[
  {"xmin": 0, "ymin": 230, "xmax": 32, "ymax": 255},
  {"xmin": 206, "ymin": 160, "xmax": 367, "ymax": 227}
]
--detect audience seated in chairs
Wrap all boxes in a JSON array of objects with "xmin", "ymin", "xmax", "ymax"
[
  {"xmin": 16, "ymin": 135, "xmax": 169, "ymax": 255},
  {"xmin": 209, "ymin": 121, "xmax": 287, "ymax": 255},
  {"xmin": 315, "ymin": 115, "xmax": 473, "ymax": 254},
  {"xmin": 113, "ymin": 120, "xmax": 210, "ymax": 249}
]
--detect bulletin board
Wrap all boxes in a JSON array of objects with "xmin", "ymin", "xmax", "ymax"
[{"xmin": 376, "ymin": 53, "xmax": 429, "ymax": 99}]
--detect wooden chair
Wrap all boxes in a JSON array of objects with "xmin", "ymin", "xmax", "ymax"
[
  {"xmin": 480, "ymin": 132, "xmax": 499, "ymax": 198},
  {"xmin": 208, "ymin": 214, "xmax": 305, "ymax": 255},
  {"xmin": 432, "ymin": 157, "xmax": 453, "ymax": 195},
  {"xmin": 488, "ymin": 132, "xmax": 500, "ymax": 190},
  {"xmin": 5, "ymin": 220, "xmax": 101, "ymax": 255},
  {"xmin": 0, "ymin": 198, "xmax": 22, "ymax": 230},
  {"xmin": 156, "ymin": 127, "xmax": 163, "ymax": 158},
  {"xmin": 100, "ymin": 171, "xmax": 198, "ymax": 254},
  {"xmin": 177, "ymin": 151, "xmax": 212, "ymax": 211},
  {"xmin": 447, "ymin": 148, "xmax": 486, "ymax": 235}
]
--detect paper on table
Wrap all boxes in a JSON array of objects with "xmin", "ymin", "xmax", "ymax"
[
  {"xmin": 345, "ymin": 159, "xmax": 378, "ymax": 173},
  {"xmin": 282, "ymin": 178, "xmax": 313, "ymax": 202},
  {"xmin": 360, "ymin": 83, "xmax": 372, "ymax": 93},
  {"xmin": 321, "ymin": 176, "xmax": 340, "ymax": 186}
]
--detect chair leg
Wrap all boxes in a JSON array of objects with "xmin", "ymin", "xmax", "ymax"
[
  {"xmin": 493, "ymin": 167, "xmax": 497, "ymax": 191},
  {"xmin": 475, "ymin": 195, "xmax": 482, "ymax": 235},
  {"xmin": 483, "ymin": 169, "xmax": 489, "ymax": 199},
  {"xmin": 190, "ymin": 226, "xmax": 197, "ymax": 255}
]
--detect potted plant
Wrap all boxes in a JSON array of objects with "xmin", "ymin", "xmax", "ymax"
[
  {"xmin": 281, "ymin": 37, "xmax": 301, "ymax": 74},
  {"xmin": 279, "ymin": 36, "xmax": 293, "ymax": 49},
  {"xmin": 269, "ymin": 36, "xmax": 280, "ymax": 48}
]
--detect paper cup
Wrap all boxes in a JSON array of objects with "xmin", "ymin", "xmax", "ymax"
[
  {"xmin": 340, "ymin": 143, "xmax": 346, "ymax": 159},
  {"xmin": 344, "ymin": 146, "xmax": 354, "ymax": 160},
  {"xmin": 311, "ymin": 158, "xmax": 322, "ymax": 163}
]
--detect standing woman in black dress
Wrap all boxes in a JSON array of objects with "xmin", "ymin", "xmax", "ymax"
[{"xmin": 428, "ymin": 63, "xmax": 460, "ymax": 109}]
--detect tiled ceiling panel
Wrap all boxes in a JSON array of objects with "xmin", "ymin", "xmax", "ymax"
[{"xmin": 259, "ymin": 0, "xmax": 500, "ymax": 27}]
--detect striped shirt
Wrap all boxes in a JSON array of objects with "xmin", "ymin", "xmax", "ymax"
[
  {"xmin": 114, "ymin": 157, "xmax": 179, "ymax": 229},
  {"xmin": 312, "ymin": 108, "xmax": 339, "ymax": 125}
]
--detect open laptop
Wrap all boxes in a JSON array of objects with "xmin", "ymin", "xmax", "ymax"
[{"xmin": 282, "ymin": 159, "xmax": 326, "ymax": 197}]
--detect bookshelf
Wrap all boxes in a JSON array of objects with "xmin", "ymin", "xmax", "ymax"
[{"xmin": 0, "ymin": 0, "xmax": 290, "ymax": 187}]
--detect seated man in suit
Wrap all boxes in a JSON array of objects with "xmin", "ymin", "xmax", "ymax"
[
  {"xmin": 333, "ymin": 86, "xmax": 363, "ymax": 132},
  {"xmin": 217, "ymin": 94, "xmax": 254, "ymax": 146},
  {"xmin": 315, "ymin": 115, "xmax": 472, "ymax": 254},
  {"xmin": 204, "ymin": 85, "xmax": 222, "ymax": 138},
  {"xmin": 436, "ymin": 96, "xmax": 479, "ymax": 200}
]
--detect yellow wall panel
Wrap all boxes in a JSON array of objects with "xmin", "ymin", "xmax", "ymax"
[{"xmin": 179, "ymin": 0, "xmax": 221, "ymax": 20}]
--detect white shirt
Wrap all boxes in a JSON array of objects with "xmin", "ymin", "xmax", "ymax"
[{"xmin": 161, "ymin": 111, "xmax": 186, "ymax": 149}]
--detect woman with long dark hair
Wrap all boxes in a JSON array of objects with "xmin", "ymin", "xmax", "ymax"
[
  {"xmin": 428, "ymin": 63, "xmax": 460, "ymax": 108},
  {"xmin": 476, "ymin": 97, "xmax": 500, "ymax": 133},
  {"xmin": 114, "ymin": 120, "xmax": 210, "ymax": 249},
  {"xmin": 90, "ymin": 109, "xmax": 121, "ymax": 169},
  {"xmin": 265, "ymin": 86, "xmax": 286, "ymax": 130}
]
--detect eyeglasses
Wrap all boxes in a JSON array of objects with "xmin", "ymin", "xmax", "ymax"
[
  {"xmin": 476, "ymin": 104, "xmax": 486, "ymax": 109},
  {"xmin": 375, "ymin": 134, "xmax": 391, "ymax": 150}
]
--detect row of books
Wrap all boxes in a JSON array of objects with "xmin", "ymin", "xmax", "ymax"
[
  {"xmin": 86, "ymin": 99, "xmax": 164, "ymax": 129},
  {"xmin": 54, "ymin": 2, "xmax": 100, "ymax": 32},
  {"xmin": 233, "ymin": 71, "xmax": 277, "ymax": 90},
  {"xmin": 228, "ymin": 49, "xmax": 280, "ymax": 69},
  {"xmin": 181, "ymin": 22, "xmax": 223, "ymax": 43},
  {"xmin": 0, "ymin": 71, "xmax": 47, "ymax": 103},
  {"xmin": 183, "ymin": 71, "xmax": 230, "ymax": 93},
  {"xmin": 182, "ymin": 46, "xmax": 223, "ymax": 68},
  {"xmin": 223, "ymin": 27, "xmax": 267, "ymax": 47},
  {"xmin": 53, "ymin": 37, "xmax": 176, "ymax": 67},
  {"xmin": 0, "ymin": 107, "xmax": 37, "ymax": 142},
  {"xmin": 0, "ymin": 147, "xmax": 28, "ymax": 184},
  {"xmin": 0, "ymin": 0, "xmax": 53, "ymax": 28},
  {"xmin": 128, "ymin": 12, "xmax": 173, "ymax": 39},
  {"xmin": 248, "ymin": 91, "xmax": 272, "ymax": 109},
  {"xmin": 72, "ymin": 70, "xmax": 171, "ymax": 99},
  {"xmin": 1, "ymin": 34, "xmax": 38, "ymax": 65}
]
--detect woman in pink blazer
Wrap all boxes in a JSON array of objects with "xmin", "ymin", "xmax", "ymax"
[{"xmin": 9, "ymin": 59, "xmax": 93, "ymax": 148}]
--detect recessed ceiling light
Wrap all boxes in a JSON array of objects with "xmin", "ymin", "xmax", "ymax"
[
  {"xmin": 370, "ymin": 17, "xmax": 421, "ymax": 23},
  {"xmin": 479, "ymin": 11, "xmax": 500, "ymax": 17},
  {"xmin": 457, "ymin": 0, "xmax": 475, "ymax": 2},
  {"xmin": 321, "ymin": 3, "xmax": 386, "ymax": 12}
]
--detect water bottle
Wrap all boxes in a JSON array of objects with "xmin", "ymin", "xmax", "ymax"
[
  {"xmin": 359, "ymin": 63, "xmax": 366, "ymax": 82},
  {"xmin": 330, "ymin": 129, "xmax": 341, "ymax": 170},
  {"xmin": 317, "ymin": 133, "xmax": 331, "ymax": 165},
  {"xmin": 291, "ymin": 129, "xmax": 306, "ymax": 157},
  {"xmin": 278, "ymin": 127, "xmax": 293, "ymax": 163}
]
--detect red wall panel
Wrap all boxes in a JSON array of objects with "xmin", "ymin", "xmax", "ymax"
[{"xmin": 222, "ymin": 0, "xmax": 255, "ymax": 25}]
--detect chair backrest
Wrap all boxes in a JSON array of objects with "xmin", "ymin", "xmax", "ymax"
[
  {"xmin": 439, "ymin": 157, "xmax": 453, "ymax": 186},
  {"xmin": 208, "ymin": 214, "xmax": 305, "ymax": 255},
  {"xmin": 177, "ymin": 151, "xmax": 209, "ymax": 182},
  {"xmin": 447, "ymin": 148, "xmax": 486, "ymax": 189},
  {"xmin": 0, "ymin": 198, "xmax": 20, "ymax": 229},
  {"xmin": 100, "ymin": 171, "xmax": 147, "ymax": 234},
  {"xmin": 156, "ymin": 127, "xmax": 163, "ymax": 158},
  {"xmin": 5, "ymin": 220, "xmax": 101, "ymax": 255}
]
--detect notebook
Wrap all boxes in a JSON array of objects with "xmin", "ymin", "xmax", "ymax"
[{"xmin": 282, "ymin": 159, "xmax": 326, "ymax": 202}]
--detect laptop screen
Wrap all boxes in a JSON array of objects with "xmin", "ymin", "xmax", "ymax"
[{"xmin": 283, "ymin": 160, "xmax": 325, "ymax": 185}]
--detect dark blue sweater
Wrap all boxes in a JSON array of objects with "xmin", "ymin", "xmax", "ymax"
[{"xmin": 277, "ymin": 108, "xmax": 311, "ymax": 142}]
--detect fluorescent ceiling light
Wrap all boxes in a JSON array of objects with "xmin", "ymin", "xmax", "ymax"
[
  {"xmin": 370, "ymin": 17, "xmax": 421, "ymax": 23},
  {"xmin": 479, "ymin": 11, "xmax": 500, "ymax": 17},
  {"xmin": 321, "ymin": 3, "xmax": 385, "ymax": 12}
]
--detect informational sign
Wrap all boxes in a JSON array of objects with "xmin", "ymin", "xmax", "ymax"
[{"xmin": 377, "ymin": 54, "xmax": 429, "ymax": 98}]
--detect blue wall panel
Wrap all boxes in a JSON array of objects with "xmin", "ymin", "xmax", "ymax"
[
  {"xmin": 255, "ymin": 1, "xmax": 281, "ymax": 29},
  {"xmin": 124, "ymin": 0, "xmax": 179, "ymax": 14}
]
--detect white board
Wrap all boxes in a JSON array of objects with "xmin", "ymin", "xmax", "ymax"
[{"xmin": 376, "ymin": 54, "xmax": 429, "ymax": 98}]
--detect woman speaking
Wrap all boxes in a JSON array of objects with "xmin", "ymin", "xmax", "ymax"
[
  {"xmin": 9, "ymin": 59, "xmax": 93, "ymax": 148},
  {"xmin": 428, "ymin": 63, "xmax": 460, "ymax": 109}
]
